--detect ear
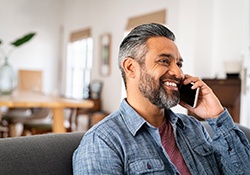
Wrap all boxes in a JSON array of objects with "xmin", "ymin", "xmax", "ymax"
[{"xmin": 122, "ymin": 57, "xmax": 138, "ymax": 78}]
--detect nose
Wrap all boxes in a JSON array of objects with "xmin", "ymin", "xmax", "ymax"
[{"xmin": 168, "ymin": 62, "xmax": 183, "ymax": 79}]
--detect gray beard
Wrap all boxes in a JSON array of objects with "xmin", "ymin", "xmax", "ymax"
[{"xmin": 139, "ymin": 70, "xmax": 180, "ymax": 109}]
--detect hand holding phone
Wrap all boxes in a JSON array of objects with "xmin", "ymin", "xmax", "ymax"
[{"xmin": 179, "ymin": 83, "xmax": 200, "ymax": 108}]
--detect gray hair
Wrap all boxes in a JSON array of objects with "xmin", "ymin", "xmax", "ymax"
[{"xmin": 118, "ymin": 23, "xmax": 175, "ymax": 88}]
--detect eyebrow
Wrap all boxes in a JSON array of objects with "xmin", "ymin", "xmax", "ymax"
[{"xmin": 159, "ymin": 53, "xmax": 183, "ymax": 62}]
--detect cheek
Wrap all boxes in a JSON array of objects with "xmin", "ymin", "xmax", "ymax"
[
  {"xmin": 152, "ymin": 68, "xmax": 169, "ymax": 79},
  {"xmin": 147, "ymin": 64, "xmax": 167, "ymax": 77}
]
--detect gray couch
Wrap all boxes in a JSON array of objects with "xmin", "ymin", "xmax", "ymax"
[
  {"xmin": 0, "ymin": 132, "xmax": 84, "ymax": 175},
  {"xmin": 0, "ymin": 123, "xmax": 249, "ymax": 175}
]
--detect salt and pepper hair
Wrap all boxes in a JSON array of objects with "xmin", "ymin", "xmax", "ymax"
[{"xmin": 118, "ymin": 23, "xmax": 175, "ymax": 88}]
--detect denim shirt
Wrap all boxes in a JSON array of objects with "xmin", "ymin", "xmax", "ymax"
[{"xmin": 73, "ymin": 99, "xmax": 250, "ymax": 175}]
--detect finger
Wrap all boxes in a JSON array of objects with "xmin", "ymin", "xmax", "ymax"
[{"xmin": 183, "ymin": 75, "xmax": 201, "ymax": 88}]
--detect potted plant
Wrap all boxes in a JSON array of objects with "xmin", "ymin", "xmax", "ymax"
[{"xmin": 0, "ymin": 32, "xmax": 36, "ymax": 94}]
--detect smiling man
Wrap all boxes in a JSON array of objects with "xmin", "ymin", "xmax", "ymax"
[{"xmin": 73, "ymin": 23, "xmax": 250, "ymax": 175}]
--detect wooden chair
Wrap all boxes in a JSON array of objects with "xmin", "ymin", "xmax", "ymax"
[
  {"xmin": 18, "ymin": 69, "xmax": 43, "ymax": 93},
  {"xmin": 1, "ymin": 70, "xmax": 51, "ymax": 137}
]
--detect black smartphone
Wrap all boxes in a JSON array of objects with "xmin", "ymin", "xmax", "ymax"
[{"xmin": 179, "ymin": 83, "xmax": 200, "ymax": 108}]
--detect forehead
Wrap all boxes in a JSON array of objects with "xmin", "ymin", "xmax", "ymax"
[{"xmin": 146, "ymin": 37, "xmax": 181, "ymax": 59}]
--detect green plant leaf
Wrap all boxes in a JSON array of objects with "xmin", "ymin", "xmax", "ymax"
[{"xmin": 10, "ymin": 32, "xmax": 36, "ymax": 47}]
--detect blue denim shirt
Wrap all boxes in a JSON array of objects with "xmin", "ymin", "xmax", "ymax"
[{"xmin": 73, "ymin": 99, "xmax": 250, "ymax": 175}]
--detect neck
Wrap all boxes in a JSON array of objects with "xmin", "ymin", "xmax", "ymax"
[{"xmin": 126, "ymin": 96, "xmax": 166, "ymax": 127}]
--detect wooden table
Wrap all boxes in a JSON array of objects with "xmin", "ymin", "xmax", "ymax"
[{"xmin": 0, "ymin": 91, "xmax": 94, "ymax": 133}]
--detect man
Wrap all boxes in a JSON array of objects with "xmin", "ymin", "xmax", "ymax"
[{"xmin": 73, "ymin": 23, "xmax": 250, "ymax": 174}]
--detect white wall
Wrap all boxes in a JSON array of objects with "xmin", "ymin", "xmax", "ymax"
[
  {"xmin": 0, "ymin": 0, "xmax": 62, "ymax": 94},
  {"xmin": 176, "ymin": 0, "xmax": 246, "ymax": 79},
  {"xmin": 240, "ymin": 0, "xmax": 250, "ymax": 127},
  {"xmin": 1, "ymin": 0, "xmax": 249, "ymax": 125}
]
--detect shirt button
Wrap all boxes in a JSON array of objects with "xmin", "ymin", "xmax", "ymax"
[
  {"xmin": 147, "ymin": 163, "xmax": 152, "ymax": 169},
  {"xmin": 217, "ymin": 122, "xmax": 222, "ymax": 127}
]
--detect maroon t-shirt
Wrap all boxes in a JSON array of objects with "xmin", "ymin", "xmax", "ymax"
[{"xmin": 158, "ymin": 120, "xmax": 191, "ymax": 175}]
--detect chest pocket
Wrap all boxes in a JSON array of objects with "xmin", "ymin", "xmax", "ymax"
[
  {"xmin": 191, "ymin": 142, "xmax": 220, "ymax": 174},
  {"xmin": 128, "ymin": 158, "xmax": 166, "ymax": 175},
  {"xmin": 193, "ymin": 142, "xmax": 215, "ymax": 156}
]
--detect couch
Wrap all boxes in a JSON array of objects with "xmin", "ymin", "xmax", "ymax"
[
  {"xmin": 0, "ymin": 132, "xmax": 84, "ymax": 175},
  {"xmin": 0, "ymin": 123, "xmax": 249, "ymax": 175}
]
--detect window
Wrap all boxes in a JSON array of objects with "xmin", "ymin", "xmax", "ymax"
[{"xmin": 66, "ymin": 28, "xmax": 93, "ymax": 99}]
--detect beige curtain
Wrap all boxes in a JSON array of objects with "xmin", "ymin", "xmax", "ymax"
[
  {"xmin": 70, "ymin": 28, "xmax": 91, "ymax": 42},
  {"xmin": 126, "ymin": 9, "xmax": 166, "ymax": 31}
]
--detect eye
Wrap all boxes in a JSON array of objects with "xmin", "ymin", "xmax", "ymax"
[
  {"xmin": 177, "ymin": 61, "xmax": 183, "ymax": 68},
  {"xmin": 157, "ymin": 58, "xmax": 170, "ymax": 65}
]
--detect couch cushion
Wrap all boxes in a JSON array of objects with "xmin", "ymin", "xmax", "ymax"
[{"xmin": 0, "ymin": 132, "xmax": 84, "ymax": 175}]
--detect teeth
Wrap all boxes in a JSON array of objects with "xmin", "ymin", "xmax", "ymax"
[{"xmin": 164, "ymin": 81, "xmax": 177, "ymax": 87}]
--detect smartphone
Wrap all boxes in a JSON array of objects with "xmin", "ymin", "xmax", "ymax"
[{"xmin": 179, "ymin": 83, "xmax": 200, "ymax": 108}]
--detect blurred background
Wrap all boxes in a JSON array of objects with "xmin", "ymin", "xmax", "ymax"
[{"xmin": 0, "ymin": 0, "xmax": 249, "ymax": 130}]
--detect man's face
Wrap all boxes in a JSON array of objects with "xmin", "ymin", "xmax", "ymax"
[{"xmin": 138, "ymin": 37, "xmax": 183, "ymax": 109}]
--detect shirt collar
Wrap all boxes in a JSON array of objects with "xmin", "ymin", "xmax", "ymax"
[
  {"xmin": 119, "ymin": 99, "xmax": 185, "ymax": 136},
  {"xmin": 119, "ymin": 99, "xmax": 146, "ymax": 136},
  {"xmin": 166, "ymin": 109, "xmax": 185, "ymax": 129}
]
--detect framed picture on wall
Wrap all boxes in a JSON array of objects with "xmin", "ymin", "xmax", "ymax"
[{"xmin": 100, "ymin": 33, "xmax": 111, "ymax": 76}]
